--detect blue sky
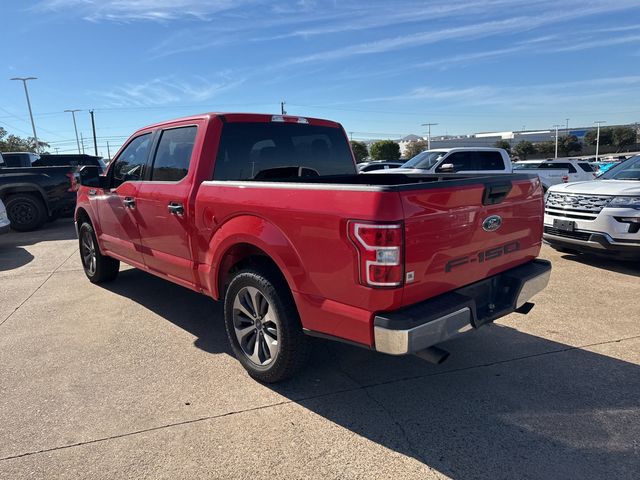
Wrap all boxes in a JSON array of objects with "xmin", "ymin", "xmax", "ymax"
[{"xmin": 1, "ymin": 0, "xmax": 640, "ymax": 156}]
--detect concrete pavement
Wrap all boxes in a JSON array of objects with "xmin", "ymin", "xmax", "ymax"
[{"xmin": 1, "ymin": 219, "xmax": 639, "ymax": 479}]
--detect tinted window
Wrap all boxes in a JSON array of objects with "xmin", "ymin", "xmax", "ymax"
[
  {"xmin": 513, "ymin": 162, "xmax": 542, "ymax": 169},
  {"xmin": 436, "ymin": 151, "xmax": 504, "ymax": 172},
  {"xmin": 476, "ymin": 151, "xmax": 505, "ymax": 170},
  {"xmin": 112, "ymin": 134, "xmax": 151, "ymax": 184},
  {"xmin": 402, "ymin": 151, "xmax": 446, "ymax": 169},
  {"xmin": 540, "ymin": 162, "xmax": 577, "ymax": 173},
  {"xmin": 213, "ymin": 122, "xmax": 355, "ymax": 180},
  {"xmin": 151, "ymin": 126, "xmax": 197, "ymax": 181},
  {"xmin": 578, "ymin": 162, "xmax": 595, "ymax": 172}
]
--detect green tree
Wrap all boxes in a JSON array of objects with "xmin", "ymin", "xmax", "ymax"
[
  {"xmin": 557, "ymin": 135, "xmax": 581, "ymax": 157},
  {"xmin": 513, "ymin": 140, "xmax": 536, "ymax": 160},
  {"xmin": 404, "ymin": 140, "xmax": 427, "ymax": 159},
  {"xmin": 493, "ymin": 139, "xmax": 511, "ymax": 153},
  {"xmin": 370, "ymin": 140, "xmax": 401, "ymax": 160},
  {"xmin": 584, "ymin": 127, "xmax": 613, "ymax": 146},
  {"xmin": 0, "ymin": 127, "xmax": 49, "ymax": 153},
  {"xmin": 349, "ymin": 140, "xmax": 368, "ymax": 163},
  {"xmin": 611, "ymin": 126, "xmax": 637, "ymax": 152},
  {"xmin": 536, "ymin": 141, "xmax": 555, "ymax": 157}
]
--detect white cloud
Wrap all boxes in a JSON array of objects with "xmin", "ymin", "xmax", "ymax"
[
  {"xmin": 36, "ymin": 0, "xmax": 260, "ymax": 22},
  {"xmin": 95, "ymin": 75, "xmax": 244, "ymax": 107}
]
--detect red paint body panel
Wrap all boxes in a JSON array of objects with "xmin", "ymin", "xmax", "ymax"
[{"xmin": 76, "ymin": 112, "xmax": 544, "ymax": 348}]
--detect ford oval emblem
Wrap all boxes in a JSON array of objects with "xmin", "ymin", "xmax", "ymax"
[{"xmin": 482, "ymin": 215, "xmax": 503, "ymax": 232}]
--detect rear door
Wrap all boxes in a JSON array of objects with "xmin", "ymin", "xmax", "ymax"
[
  {"xmin": 134, "ymin": 124, "xmax": 199, "ymax": 287},
  {"xmin": 400, "ymin": 175, "xmax": 543, "ymax": 306},
  {"xmin": 94, "ymin": 133, "xmax": 152, "ymax": 266}
]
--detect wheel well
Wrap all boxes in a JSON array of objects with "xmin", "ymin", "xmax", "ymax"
[
  {"xmin": 1, "ymin": 188, "xmax": 46, "ymax": 207},
  {"xmin": 75, "ymin": 208, "xmax": 92, "ymax": 227},
  {"xmin": 217, "ymin": 243, "xmax": 286, "ymax": 299}
]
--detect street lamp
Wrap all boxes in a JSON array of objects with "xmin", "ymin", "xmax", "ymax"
[
  {"xmin": 10, "ymin": 77, "xmax": 39, "ymax": 153},
  {"xmin": 594, "ymin": 121, "xmax": 606, "ymax": 161},
  {"xmin": 552, "ymin": 124, "xmax": 562, "ymax": 159},
  {"xmin": 64, "ymin": 109, "xmax": 82, "ymax": 154},
  {"xmin": 421, "ymin": 122, "xmax": 438, "ymax": 150}
]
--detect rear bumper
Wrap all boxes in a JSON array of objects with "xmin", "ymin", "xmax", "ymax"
[
  {"xmin": 543, "ymin": 229, "xmax": 640, "ymax": 258},
  {"xmin": 373, "ymin": 259, "xmax": 551, "ymax": 355}
]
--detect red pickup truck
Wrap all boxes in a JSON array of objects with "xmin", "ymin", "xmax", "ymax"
[{"xmin": 75, "ymin": 113, "xmax": 551, "ymax": 382}]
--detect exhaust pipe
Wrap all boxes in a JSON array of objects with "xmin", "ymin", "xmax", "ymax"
[{"xmin": 415, "ymin": 345, "xmax": 450, "ymax": 365}]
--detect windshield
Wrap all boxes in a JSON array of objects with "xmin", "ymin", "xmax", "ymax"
[
  {"xmin": 600, "ymin": 155, "xmax": 640, "ymax": 180},
  {"xmin": 402, "ymin": 150, "xmax": 447, "ymax": 169},
  {"xmin": 513, "ymin": 162, "xmax": 542, "ymax": 170}
]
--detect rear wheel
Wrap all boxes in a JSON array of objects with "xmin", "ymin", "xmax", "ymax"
[
  {"xmin": 224, "ymin": 266, "xmax": 310, "ymax": 382},
  {"xmin": 5, "ymin": 194, "xmax": 47, "ymax": 231},
  {"xmin": 79, "ymin": 222, "xmax": 120, "ymax": 283}
]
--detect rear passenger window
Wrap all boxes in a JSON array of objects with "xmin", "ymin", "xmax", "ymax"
[
  {"xmin": 578, "ymin": 163, "xmax": 595, "ymax": 172},
  {"xmin": 150, "ymin": 126, "xmax": 197, "ymax": 181},
  {"xmin": 540, "ymin": 162, "xmax": 577, "ymax": 173},
  {"xmin": 476, "ymin": 151, "xmax": 505, "ymax": 170}
]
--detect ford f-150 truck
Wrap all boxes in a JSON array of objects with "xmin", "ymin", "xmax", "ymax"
[{"xmin": 75, "ymin": 113, "xmax": 551, "ymax": 382}]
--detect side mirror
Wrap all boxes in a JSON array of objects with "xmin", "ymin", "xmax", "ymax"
[
  {"xmin": 76, "ymin": 165, "xmax": 106, "ymax": 188},
  {"xmin": 438, "ymin": 163, "xmax": 455, "ymax": 172}
]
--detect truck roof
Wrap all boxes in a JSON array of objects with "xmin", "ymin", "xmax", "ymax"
[
  {"xmin": 133, "ymin": 112, "xmax": 343, "ymax": 135},
  {"xmin": 427, "ymin": 147, "xmax": 507, "ymax": 153}
]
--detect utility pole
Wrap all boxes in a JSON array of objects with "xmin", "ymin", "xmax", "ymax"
[
  {"xmin": 89, "ymin": 110, "xmax": 98, "ymax": 156},
  {"xmin": 64, "ymin": 109, "xmax": 81, "ymax": 154},
  {"xmin": 552, "ymin": 124, "xmax": 562, "ymax": 159},
  {"xmin": 565, "ymin": 118, "xmax": 570, "ymax": 134},
  {"xmin": 107, "ymin": 141, "xmax": 111, "ymax": 160},
  {"xmin": 80, "ymin": 132, "xmax": 85, "ymax": 154},
  {"xmin": 421, "ymin": 122, "xmax": 438, "ymax": 150},
  {"xmin": 594, "ymin": 121, "xmax": 606, "ymax": 160},
  {"xmin": 280, "ymin": 101, "xmax": 286, "ymax": 115},
  {"xmin": 54, "ymin": 147, "xmax": 59, "ymax": 154},
  {"xmin": 10, "ymin": 77, "xmax": 39, "ymax": 153},
  {"xmin": 349, "ymin": 131, "xmax": 354, "ymax": 141}
]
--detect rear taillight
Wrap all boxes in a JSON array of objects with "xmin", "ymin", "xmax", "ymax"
[
  {"xmin": 66, "ymin": 172, "xmax": 78, "ymax": 192},
  {"xmin": 348, "ymin": 221, "xmax": 403, "ymax": 288},
  {"xmin": 562, "ymin": 175, "xmax": 569, "ymax": 183}
]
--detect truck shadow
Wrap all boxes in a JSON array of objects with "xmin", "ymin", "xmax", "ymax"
[
  {"xmin": 103, "ymin": 268, "xmax": 639, "ymax": 480},
  {"xmin": 559, "ymin": 253, "xmax": 640, "ymax": 277},
  {"xmin": 0, "ymin": 219, "xmax": 77, "ymax": 272}
]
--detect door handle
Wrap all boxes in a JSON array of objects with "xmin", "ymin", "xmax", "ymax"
[
  {"xmin": 123, "ymin": 197, "xmax": 136, "ymax": 209},
  {"xmin": 168, "ymin": 202, "xmax": 184, "ymax": 216}
]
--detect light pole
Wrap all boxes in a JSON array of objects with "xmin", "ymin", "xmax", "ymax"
[
  {"xmin": 10, "ymin": 77, "xmax": 39, "ymax": 153},
  {"xmin": 64, "ymin": 109, "xmax": 82, "ymax": 154},
  {"xmin": 421, "ymin": 122, "xmax": 438, "ymax": 150},
  {"xmin": 552, "ymin": 124, "xmax": 562, "ymax": 159},
  {"xmin": 594, "ymin": 121, "xmax": 606, "ymax": 160}
]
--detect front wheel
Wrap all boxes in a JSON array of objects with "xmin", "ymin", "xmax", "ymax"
[
  {"xmin": 79, "ymin": 222, "xmax": 120, "ymax": 283},
  {"xmin": 224, "ymin": 267, "xmax": 309, "ymax": 382}
]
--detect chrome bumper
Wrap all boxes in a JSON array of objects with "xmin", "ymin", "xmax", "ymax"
[{"xmin": 374, "ymin": 259, "xmax": 551, "ymax": 355}]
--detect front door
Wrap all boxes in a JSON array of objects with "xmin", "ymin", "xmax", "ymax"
[
  {"xmin": 94, "ymin": 133, "xmax": 152, "ymax": 267},
  {"xmin": 135, "ymin": 125, "xmax": 198, "ymax": 287}
]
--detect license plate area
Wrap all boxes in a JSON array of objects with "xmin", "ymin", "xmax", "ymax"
[{"xmin": 553, "ymin": 219, "xmax": 575, "ymax": 231}]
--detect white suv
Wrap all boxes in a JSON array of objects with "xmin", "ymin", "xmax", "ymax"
[
  {"xmin": 514, "ymin": 159, "xmax": 596, "ymax": 191},
  {"xmin": 543, "ymin": 156, "xmax": 640, "ymax": 259}
]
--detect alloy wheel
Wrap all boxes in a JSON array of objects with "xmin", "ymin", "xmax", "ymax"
[
  {"xmin": 81, "ymin": 230, "xmax": 97, "ymax": 276},
  {"xmin": 232, "ymin": 286, "xmax": 280, "ymax": 366}
]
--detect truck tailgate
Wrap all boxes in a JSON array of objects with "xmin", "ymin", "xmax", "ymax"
[{"xmin": 401, "ymin": 176, "xmax": 543, "ymax": 306}]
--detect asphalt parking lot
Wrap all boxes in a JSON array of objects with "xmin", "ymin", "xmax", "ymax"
[{"xmin": 1, "ymin": 219, "xmax": 639, "ymax": 479}]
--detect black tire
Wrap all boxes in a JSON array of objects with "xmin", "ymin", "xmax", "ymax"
[
  {"xmin": 224, "ymin": 266, "xmax": 310, "ymax": 383},
  {"xmin": 78, "ymin": 222, "xmax": 120, "ymax": 283},
  {"xmin": 5, "ymin": 193, "xmax": 48, "ymax": 232}
]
